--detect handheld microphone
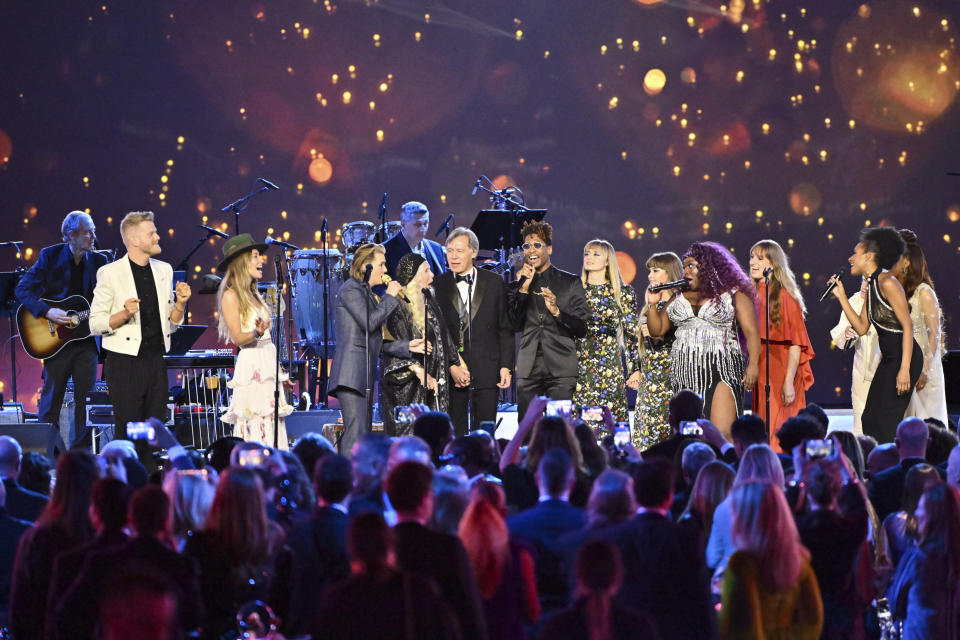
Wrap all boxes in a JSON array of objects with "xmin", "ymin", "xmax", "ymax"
[
  {"xmin": 257, "ymin": 177, "xmax": 280, "ymax": 190},
  {"xmin": 648, "ymin": 278, "xmax": 691, "ymax": 293},
  {"xmin": 265, "ymin": 236, "xmax": 300, "ymax": 251},
  {"xmin": 843, "ymin": 335, "xmax": 858, "ymax": 350},
  {"xmin": 472, "ymin": 179, "xmax": 480, "ymax": 196},
  {"xmin": 381, "ymin": 275, "xmax": 409, "ymax": 301},
  {"xmin": 421, "ymin": 287, "xmax": 433, "ymax": 297},
  {"xmin": 762, "ymin": 267, "xmax": 774, "ymax": 278},
  {"xmin": 819, "ymin": 267, "xmax": 846, "ymax": 303},
  {"xmin": 199, "ymin": 224, "xmax": 229, "ymax": 239},
  {"xmin": 434, "ymin": 213, "xmax": 454, "ymax": 238}
]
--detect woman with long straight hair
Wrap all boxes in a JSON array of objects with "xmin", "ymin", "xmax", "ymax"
[
  {"xmin": 574, "ymin": 239, "xmax": 640, "ymax": 425},
  {"xmin": 635, "ymin": 251, "xmax": 684, "ymax": 447},
  {"xmin": 748, "ymin": 240, "xmax": 815, "ymax": 449},
  {"xmin": 678, "ymin": 460, "xmax": 735, "ymax": 550},
  {"xmin": 721, "ymin": 481, "xmax": 823, "ymax": 639},
  {"xmin": 216, "ymin": 234, "xmax": 291, "ymax": 447}
]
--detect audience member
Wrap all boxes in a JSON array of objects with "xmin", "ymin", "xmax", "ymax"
[
  {"xmin": 447, "ymin": 434, "xmax": 499, "ymax": 485},
  {"xmin": 9, "ymin": 448, "xmax": 98, "ymax": 639},
  {"xmin": 162, "ymin": 468, "xmax": 216, "ymax": 551},
  {"xmin": 573, "ymin": 421, "xmax": 609, "ymax": 480},
  {"xmin": 413, "ymin": 411, "xmax": 456, "ymax": 467},
  {"xmin": 539, "ymin": 539, "xmax": 660, "ymax": 640},
  {"xmin": 459, "ymin": 481, "xmax": 540, "ymax": 640},
  {"xmin": 312, "ymin": 513, "xmax": 459, "ymax": 640},
  {"xmin": 830, "ymin": 430, "xmax": 867, "ymax": 481},
  {"xmin": 775, "ymin": 415, "xmax": 825, "ymax": 458},
  {"xmin": 207, "ymin": 436, "xmax": 243, "ymax": 473},
  {"xmin": 721, "ymin": 481, "xmax": 823, "ymax": 639},
  {"xmin": 0, "ymin": 482, "xmax": 30, "ymax": 628},
  {"xmin": 430, "ymin": 465, "xmax": 471, "ymax": 535},
  {"xmin": 677, "ymin": 460, "xmax": 735, "ymax": 555},
  {"xmin": 671, "ymin": 442, "xmax": 717, "ymax": 520},
  {"xmin": 386, "ymin": 460, "xmax": 489, "ymax": 640},
  {"xmin": 797, "ymin": 402, "xmax": 829, "ymax": 434},
  {"xmin": 54, "ymin": 485, "xmax": 205, "ymax": 639},
  {"xmin": 18, "ymin": 451, "xmax": 52, "ymax": 496},
  {"xmin": 728, "ymin": 413, "xmax": 768, "ymax": 461},
  {"xmin": 607, "ymin": 457, "xmax": 717, "ymax": 640},
  {"xmin": 347, "ymin": 433, "xmax": 392, "ymax": 518},
  {"xmin": 886, "ymin": 482, "xmax": 960, "ymax": 638},
  {"xmin": 857, "ymin": 434, "xmax": 878, "ymax": 460},
  {"xmin": 881, "ymin": 463, "xmax": 941, "ymax": 567},
  {"xmin": 98, "ymin": 565, "xmax": 182, "ymax": 640},
  {"xmin": 0, "ymin": 436, "xmax": 49, "ymax": 522},
  {"xmin": 507, "ymin": 448, "xmax": 587, "ymax": 616},
  {"xmin": 948, "ymin": 445, "xmax": 960, "ymax": 488},
  {"xmin": 279, "ymin": 449, "xmax": 317, "ymax": 515},
  {"xmin": 279, "ymin": 453, "xmax": 352, "ymax": 637},
  {"xmin": 387, "ymin": 434, "xmax": 433, "ymax": 471},
  {"xmin": 639, "ymin": 390, "xmax": 704, "ymax": 462},
  {"xmin": 866, "ymin": 442, "xmax": 899, "ymax": 477},
  {"xmin": 869, "ymin": 418, "xmax": 939, "ymax": 521},
  {"xmin": 291, "ymin": 431, "xmax": 335, "ymax": 483},
  {"xmin": 926, "ymin": 423, "xmax": 958, "ymax": 467}
]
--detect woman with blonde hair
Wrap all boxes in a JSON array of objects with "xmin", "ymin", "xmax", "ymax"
[
  {"xmin": 574, "ymin": 239, "xmax": 640, "ymax": 426},
  {"xmin": 635, "ymin": 251, "xmax": 684, "ymax": 447},
  {"xmin": 163, "ymin": 468, "xmax": 217, "ymax": 551},
  {"xmin": 458, "ymin": 481, "xmax": 539, "ymax": 640},
  {"xmin": 721, "ymin": 481, "xmax": 823, "ymax": 639},
  {"xmin": 749, "ymin": 239, "xmax": 815, "ymax": 448},
  {"xmin": 216, "ymin": 234, "xmax": 291, "ymax": 447}
]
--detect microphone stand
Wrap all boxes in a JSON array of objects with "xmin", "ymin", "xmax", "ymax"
[
  {"xmin": 220, "ymin": 181, "xmax": 274, "ymax": 235},
  {"xmin": 466, "ymin": 273, "xmax": 474, "ymax": 428},
  {"xmin": 424, "ymin": 290, "xmax": 433, "ymax": 410},
  {"xmin": 319, "ymin": 220, "xmax": 330, "ymax": 407},
  {"xmin": 273, "ymin": 255, "xmax": 285, "ymax": 449},
  {"xmin": 763, "ymin": 270, "xmax": 771, "ymax": 438},
  {"xmin": 364, "ymin": 269, "xmax": 374, "ymax": 430},
  {"xmin": 176, "ymin": 227, "xmax": 223, "ymax": 271}
]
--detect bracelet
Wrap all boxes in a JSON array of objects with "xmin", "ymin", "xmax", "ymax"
[{"xmin": 656, "ymin": 300, "xmax": 668, "ymax": 311}]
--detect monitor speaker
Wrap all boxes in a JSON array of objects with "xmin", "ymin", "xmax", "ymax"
[{"xmin": 0, "ymin": 424, "xmax": 67, "ymax": 460}]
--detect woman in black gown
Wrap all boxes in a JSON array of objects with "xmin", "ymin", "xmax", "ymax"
[
  {"xmin": 382, "ymin": 253, "xmax": 459, "ymax": 435},
  {"xmin": 829, "ymin": 227, "xmax": 921, "ymax": 443}
]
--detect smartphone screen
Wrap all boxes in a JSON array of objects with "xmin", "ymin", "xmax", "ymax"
[
  {"xmin": 614, "ymin": 425, "xmax": 631, "ymax": 447},
  {"xmin": 580, "ymin": 406, "xmax": 603, "ymax": 423},
  {"xmin": 546, "ymin": 399, "xmax": 573, "ymax": 417}
]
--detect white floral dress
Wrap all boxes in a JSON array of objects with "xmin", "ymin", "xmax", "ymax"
[{"xmin": 220, "ymin": 305, "xmax": 291, "ymax": 448}]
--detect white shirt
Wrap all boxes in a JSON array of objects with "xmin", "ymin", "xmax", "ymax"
[{"xmin": 455, "ymin": 267, "xmax": 478, "ymax": 308}]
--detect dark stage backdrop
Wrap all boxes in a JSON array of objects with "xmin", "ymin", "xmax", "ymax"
[{"xmin": 1, "ymin": 0, "xmax": 958, "ymax": 412}]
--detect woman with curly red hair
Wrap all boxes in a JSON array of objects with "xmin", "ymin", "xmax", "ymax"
[{"xmin": 647, "ymin": 241, "xmax": 760, "ymax": 438}]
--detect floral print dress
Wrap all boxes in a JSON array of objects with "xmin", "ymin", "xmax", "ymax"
[
  {"xmin": 574, "ymin": 283, "xmax": 640, "ymax": 425},
  {"xmin": 634, "ymin": 325, "xmax": 675, "ymax": 449}
]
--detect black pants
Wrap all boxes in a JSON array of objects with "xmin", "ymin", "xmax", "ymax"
[
  {"xmin": 37, "ymin": 339, "xmax": 98, "ymax": 445},
  {"xmin": 517, "ymin": 349, "xmax": 576, "ymax": 419},
  {"xmin": 104, "ymin": 350, "xmax": 168, "ymax": 466},
  {"xmin": 449, "ymin": 385, "xmax": 500, "ymax": 436}
]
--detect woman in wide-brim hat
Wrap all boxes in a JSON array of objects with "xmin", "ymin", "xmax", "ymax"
[{"xmin": 215, "ymin": 233, "xmax": 291, "ymax": 449}]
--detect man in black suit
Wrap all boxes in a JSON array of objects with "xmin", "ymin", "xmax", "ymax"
[
  {"xmin": 0, "ymin": 436, "xmax": 48, "ymax": 522},
  {"xmin": 279, "ymin": 453, "xmax": 352, "ymax": 637},
  {"xmin": 869, "ymin": 417, "xmax": 940, "ymax": 521},
  {"xmin": 434, "ymin": 227, "xmax": 514, "ymax": 434},
  {"xmin": 0, "ymin": 481, "xmax": 31, "ymax": 628},
  {"xmin": 507, "ymin": 448, "xmax": 586, "ymax": 615},
  {"xmin": 54, "ymin": 485, "xmax": 205, "ymax": 639},
  {"xmin": 382, "ymin": 201, "xmax": 448, "ymax": 279},
  {"xmin": 386, "ymin": 461, "xmax": 488, "ymax": 640},
  {"xmin": 606, "ymin": 458, "xmax": 718, "ymax": 640},
  {"xmin": 640, "ymin": 389, "xmax": 705, "ymax": 462},
  {"xmin": 14, "ymin": 211, "xmax": 109, "ymax": 445},
  {"xmin": 506, "ymin": 221, "xmax": 589, "ymax": 417}
]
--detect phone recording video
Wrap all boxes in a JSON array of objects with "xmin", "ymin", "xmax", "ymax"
[
  {"xmin": 126, "ymin": 421, "xmax": 155, "ymax": 441},
  {"xmin": 613, "ymin": 423, "xmax": 631, "ymax": 447},
  {"xmin": 546, "ymin": 399, "xmax": 573, "ymax": 417},
  {"xmin": 679, "ymin": 420, "xmax": 703, "ymax": 437},
  {"xmin": 805, "ymin": 438, "xmax": 835, "ymax": 459},
  {"xmin": 580, "ymin": 406, "xmax": 603, "ymax": 424}
]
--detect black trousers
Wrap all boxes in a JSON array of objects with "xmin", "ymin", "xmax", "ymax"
[
  {"xmin": 517, "ymin": 348, "xmax": 576, "ymax": 419},
  {"xmin": 103, "ymin": 350, "xmax": 168, "ymax": 467},
  {"xmin": 448, "ymin": 385, "xmax": 500, "ymax": 436},
  {"xmin": 37, "ymin": 339, "xmax": 98, "ymax": 445}
]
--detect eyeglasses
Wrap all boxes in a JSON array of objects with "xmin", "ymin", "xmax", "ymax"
[{"xmin": 522, "ymin": 242, "xmax": 545, "ymax": 251}]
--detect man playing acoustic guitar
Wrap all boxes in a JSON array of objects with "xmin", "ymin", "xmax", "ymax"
[{"xmin": 15, "ymin": 211, "xmax": 109, "ymax": 446}]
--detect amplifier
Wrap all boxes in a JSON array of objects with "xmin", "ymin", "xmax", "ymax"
[
  {"xmin": 0, "ymin": 403, "xmax": 24, "ymax": 425},
  {"xmin": 86, "ymin": 402, "xmax": 175, "ymax": 427}
]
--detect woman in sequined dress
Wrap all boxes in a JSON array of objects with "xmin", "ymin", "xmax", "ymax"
[
  {"xmin": 573, "ymin": 239, "xmax": 640, "ymax": 426},
  {"xmin": 646, "ymin": 242, "xmax": 760, "ymax": 439},
  {"xmin": 634, "ymin": 252, "xmax": 683, "ymax": 448}
]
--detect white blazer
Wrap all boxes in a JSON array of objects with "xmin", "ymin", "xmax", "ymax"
[{"xmin": 89, "ymin": 255, "xmax": 180, "ymax": 355}]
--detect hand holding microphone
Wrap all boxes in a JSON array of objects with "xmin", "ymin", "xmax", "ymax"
[
  {"xmin": 381, "ymin": 275, "xmax": 405, "ymax": 300},
  {"xmin": 820, "ymin": 267, "xmax": 847, "ymax": 303},
  {"xmin": 517, "ymin": 262, "xmax": 535, "ymax": 293}
]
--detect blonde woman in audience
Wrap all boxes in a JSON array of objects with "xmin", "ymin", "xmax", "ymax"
[{"xmin": 163, "ymin": 468, "xmax": 217, "ymax": 551}]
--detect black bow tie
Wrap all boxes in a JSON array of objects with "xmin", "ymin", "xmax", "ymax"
[{"xmin": 455, "ymin": 274, "xmax": 472, "ymax": 284}]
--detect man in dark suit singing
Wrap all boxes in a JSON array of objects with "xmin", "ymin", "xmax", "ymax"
[
  {"xmin": 434, "ymin": 227, "xmax": 514, "ymax": 434},
  {"xmin": 506, "ymin": 220, "xmax": 589, "ymax": 417},
  {"xmin": 383, "ymin": 201, "xmax": 448, "ymax": 279},
  {"xmin": 15, "ymin": 211, "xmax": 109, "ymax": 446}
]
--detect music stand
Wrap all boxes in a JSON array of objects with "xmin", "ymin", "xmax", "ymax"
[
  {"xmin": 167, "ymin": 325, "xmax": 208, "ymax": 357},
  {"xmin": 0, "ymin": 272, "xmax": 24, "ymax": 402},
  {"xmin": 470, "ymin": 209, "xmax": 547, "ymax": 252}
]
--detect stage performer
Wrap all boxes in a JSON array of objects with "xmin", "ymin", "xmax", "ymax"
[
  {"xmin": 828, "ymin": 227, "xmax": 921, "ymax": 444},
  {"xmin": 634, "ymin": 251, "xmax": 683, "ymax": 448},
  {"xmin": 748, "ymin": 240, "xmax": 815, "ymax": 449},
  {"xmin": 892, "ymin": 229, "xmax": 948, "ymax": 426},
  {"xmin": 327, "ymin": 244, "xmax": 405, "ymax": 455},
  {"xmin": 646, "ymin": 241, "xmax": 760, "ymax": 439},
  {"xmin": 381, "ymin": 253, "xmax": 459, "ymax": 435},
  {"xmin": 573, "ymin": 239, "xmax": 640, "ymax": 426},
  {"xmin": 829, "ymin": 277, "xmax": 879, "ymax": 435},
  {"xmin": 14, "ymin": 211, "xmax": 109, "ymax": 447},
  {"xmin": 506, "ymin": 220, "xmax": 589, "ymax": 418},
  {"xmin": 434, "ymin": 227, "xmax": 514, "ymax": 434},
  {"xmin": 215, "ymin": 234, "xmax": 291, "ymax": 448},
  {"xmin": 89, "ymin": 211, "xmax": 190, "ymax": 461},
  {"xmin": 383, "ymin": 201, "xmax": 447, "ymax": 279}
]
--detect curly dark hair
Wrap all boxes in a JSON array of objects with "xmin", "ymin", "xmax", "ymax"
[
  {"xmin": 520, "ymin": 220, "xmax": 553, "ymax": 246},
  {"xmin": 684, "ymin": 242, "xmax": 755, "ymax": 302},
  {"xmin": 859, "ymin": 226, "xmax": 905, "ymax": 270}
]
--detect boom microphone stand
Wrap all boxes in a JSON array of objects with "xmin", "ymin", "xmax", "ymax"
[
  {"xmin": 364, "ymin": 264, "xmax": 374, "ymax": 429},
  {"xmin": 763, "ymin": 267, "xmax": 772, "ymax": 437},
  {"xmin": 465, "ymin": 273, "xmax": 474, "ymax": 427},
  {"xmin": 273, "ymin": 255, "xmax": 286, "ymax": 449}
]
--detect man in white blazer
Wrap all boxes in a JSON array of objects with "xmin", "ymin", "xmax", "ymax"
[{"xmin": 90, "ymin": 211, "xmax": 191, "ymax": 452}]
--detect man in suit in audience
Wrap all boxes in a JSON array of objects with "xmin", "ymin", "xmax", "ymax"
[
  {"xmin": 606, "ymin": 458, "xmax": 718, "ymax": 640},
  {"xmin": 0, "ymin": 481, "xmax": 31, "ymax": 629},
  {"xmin": 279, "ymin": 454, "xmax": 353, "ymax": 637},
  {"xmin": 640, "ymin": 390, "xmax": 705, "ymax": 462},
  {"xmin": 434, "ymin": 227, "xmax": 514, "ymax": 434},
  {"xmin": 386, "ymin": 461, "xmax": 488, "ymax": 640},
  {"xmin": 347, "ymin": 433, "xmax": 393, "ymax": 520},
  {"xmin": 869, "ymin": 417, "xmax": 940, "ymax": 521},
  {"xmin": 507, "ymin": 448, "xmax": 586, "ymax": 614},
  {"xmin": 0, "ymin": 437, "xmax": 48, "ymax": 522},
  {"xmin": 383, "ymin": 201, "xmax": 447, "ymax": 279}
]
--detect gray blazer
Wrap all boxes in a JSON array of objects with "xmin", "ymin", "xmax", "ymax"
[{"xmin": 328, "ymin": 277, "xmax": 401, "ymax": 396}]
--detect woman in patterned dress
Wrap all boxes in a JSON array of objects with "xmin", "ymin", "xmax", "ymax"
[
  {"xmin": 573, "ymin": 239, "xmax": 640, "ymax": 428},
  {"xmin": 634, "ymin": 252, "xmax": 683, "ymax": 448}
]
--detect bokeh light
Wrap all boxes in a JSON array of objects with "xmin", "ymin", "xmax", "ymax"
[
  {"xmin": 0, "ymin": 130, "xmax": 11, "ymax": 165},
  {"xmin": 309, "ymin": 157, "xmax": 333, "ymax": 184},
  {"xmin": 789, "ymin": 183, "xmax": 823, "ymax": 216},
  {"xmin": 643, "ymin": 69, "xmax": 667, "ymax": 95},
  {"xmin": 616, "ymin": 251, "xmax": 636, "ymax": 284}
]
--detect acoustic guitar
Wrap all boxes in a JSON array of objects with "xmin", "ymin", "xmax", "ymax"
[{"xmin": 17, "ymin": 295, "xmax": 93, "ymax": 359}]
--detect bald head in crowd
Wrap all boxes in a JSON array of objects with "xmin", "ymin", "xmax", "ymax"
[
  {"xmin": 894, "ymin": 417, "xmax": 930, "ymax": 461},
  {"xmin": 0, "ymin": 436, "xmax": 22, "ymax": 479},
  {"xmin": 947, "ymin": 445, "xmax": 960, "ymax": 488}
]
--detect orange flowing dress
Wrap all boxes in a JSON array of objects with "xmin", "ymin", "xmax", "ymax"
[{"xmin": 753, "ymin": 282, "xmax": 815, "ymax": 451}]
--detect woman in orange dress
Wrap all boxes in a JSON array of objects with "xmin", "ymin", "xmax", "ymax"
[{"xmin": 749, "ymin": 240, "xmax": 814, "ymax": 450}]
